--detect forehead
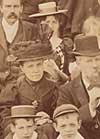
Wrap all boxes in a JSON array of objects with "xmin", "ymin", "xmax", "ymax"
[
  {"xmin": 45, "ymin": 15, "xmax": 57, "ymax": 21},
  {"xmin": 2, "ymin": 0, "xmax": 21, "ymax": 5},
  {"xmin": 15, "ymin": 118, "xmax": 34, "ymax": 126},
  {"xmin": 23, "ymin": 59, "xmax": 43, "ymax": 66},
  {"xmin": 77, "ymin": 55, "xmax": 100, "ymax": 62},
  {"xmin": 56, "ymin": 113, "xmax": 79, "ymax": 123}
]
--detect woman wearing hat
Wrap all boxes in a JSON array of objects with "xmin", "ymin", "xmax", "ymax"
[{"xmin": 30, "ymin": 2, "xmax": 73, "ymax": 78}]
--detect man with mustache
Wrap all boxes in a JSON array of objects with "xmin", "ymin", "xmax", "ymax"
[
  {"xmin": 57, "ymin": 35, "xmax": 100, "ymax": 139},
  {"xmin": 0, "ymin": 0, "xmax": 37, "ymax": 64}
]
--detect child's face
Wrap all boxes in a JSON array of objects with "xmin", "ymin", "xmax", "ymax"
[
  {"xmin": 20, "ymin": 59, "xmax": 44, "ymax": 82},
  {"xmin": 55, "ymin": 113, "xmax": 81, "ymax": 139},
  {"xmin": 11, "ymin": 118, "xmax": 35, "ymax": 139}
]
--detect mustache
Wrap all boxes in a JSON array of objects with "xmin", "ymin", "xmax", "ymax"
[{"xmin": 8, "ymin": 12, "xmax": 17, "ymax": 18}]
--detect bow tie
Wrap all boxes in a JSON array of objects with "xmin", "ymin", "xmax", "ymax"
[{"xmin": 87, "ymin": 84, "xmax": 100, "ymax": 90}]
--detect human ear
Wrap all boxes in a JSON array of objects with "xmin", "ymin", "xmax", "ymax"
[
  {"xmin": 10, "ymin": 123, "xmax": 16, "ymax": 133},
  {"xmin": 53, "ymin": 122, "xmax": 59, "ymax": 132}
]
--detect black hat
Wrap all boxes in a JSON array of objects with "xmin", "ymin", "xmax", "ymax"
[
  {"xmin": 72, "ymin": 35, "xmax": 100, "ymax": 57},
  {"xmin": 9, "ymin": 40, "xmax": 53, "ymax": 62}
]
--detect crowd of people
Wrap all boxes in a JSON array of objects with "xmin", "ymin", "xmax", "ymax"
[{"xmin": 0, "ymin": 0, "xmax": 100, "ymax": 139}]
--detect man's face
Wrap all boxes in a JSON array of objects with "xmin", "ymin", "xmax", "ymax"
[
  {"xmin": 12, "ymin": 118, "xmax": 35, "ymax": 139},
  {"xmin": 76, "ymin": 55, "xmax": 100, "ymax": 84},
  {"xmin": 21, "ymin": 59, "xmax": 44, "ymax": 82},
  {"xmin": 55, "ymin": 113, "xmax": 80, "ymax": 139},
  {"xmin": 0, "ymin": 0, "xmax": 23, "ymax": 25}
]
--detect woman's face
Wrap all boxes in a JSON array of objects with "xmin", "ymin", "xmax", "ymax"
[{"xmin": 45, "ymin": 15, "xmax": 59, "ymax": 35}]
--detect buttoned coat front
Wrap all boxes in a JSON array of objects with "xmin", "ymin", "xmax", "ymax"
[
  {"xmin": 17, "ymin": 76, "xmax": 58, "ymax": 117},
  {"xmin": 0, "ymin": 19, "xmax": 38, "ymax": 57}
]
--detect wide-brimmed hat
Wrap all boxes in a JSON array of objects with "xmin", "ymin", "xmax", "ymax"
[
  {"xmin": 71, "ymin": 35, "xmax": 100, "ymax": 57},
  {"xmin": 8, "ymin": 40, "xmax": 53, "ymax": 62},
  {"xmin": 53, "ymin": 104, "xmax": 79, "ymax": 119},
  {"xmin": 7, "ymin": 105, "xmax": 42, "ymax": 119},
  {"xmin": 29, "ymin": 2, "xmax": 67, "ymax": 18}
]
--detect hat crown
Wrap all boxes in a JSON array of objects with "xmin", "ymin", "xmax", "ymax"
[
  {"xmin": 11, "ymin": 105, "xmax": 37, "ymax": 118},
  {"xmin": 9, "ymin": 40, "xmax": 53, "ymax": 62},
  {"xmin": 29, "ymin": 2, "xmax": 67, "ymax": 17},
  {"xmin": 39, "ymin": 2, "xmax": 57, "ymax": 13},
  {"xmin": 74, "ymin": 35, "xmax": 100, "ymax": 56},
  {"xmin": 53, "ymin": 104, "xmax": 79, "ymax": 119}
]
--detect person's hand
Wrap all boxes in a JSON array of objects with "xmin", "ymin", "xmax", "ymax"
[
  {"xmin": 43, "ymin": 59, "xmax": 69, "ymax": 82},
  {"xmin": 43, "ymin": 59, "xmax": 59, "ymax": 80},
  {"xmin": 89, "ymin": 87, "xmax": 100, "ymax": 113},
  {"xmin": 39, "ymin": 22, "xmax": 53, "ymax": 41}
]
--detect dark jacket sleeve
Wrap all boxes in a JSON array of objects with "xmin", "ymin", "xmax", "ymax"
[{"xmin": 57, "ymin": 82, "xmax": 94, "ymax": 122}]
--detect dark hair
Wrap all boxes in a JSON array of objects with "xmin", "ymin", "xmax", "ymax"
[{"xmin": 38, "ymin": 14, "xmax": 67, "ymax": 38}]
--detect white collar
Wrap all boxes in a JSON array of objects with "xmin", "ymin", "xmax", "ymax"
[
  {"xmin": 2, "ymin": 18, "xmax": 19, "ymax": 43},
  {"xmin": 57, "ymin": 132, "xmax": 84, "ymax": 139},
  {"xmin": 50, "ymin": 36, "xmax": 62, "ymax": 50},
  {"xmin": 13, "ymin": 131, "xmax": 38, "ymax": 139}
]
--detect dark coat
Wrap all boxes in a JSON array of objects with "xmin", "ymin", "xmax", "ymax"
[
  {"xmin": 71, "ymin": 0, "xmax": 100, "ymax": 34},
  {"xmin": 17, "ymin": 76, "xmax": 58, "ymax": 117},
  {"xmin": 57, "ymin": 76, "xmax": 100, "ymax": 139},
  {"xmin": 0, "ymin": 19, "xmax": 38, "ymax": 77},
  {"xmin": 0, "ymin": 76, "xmax": 58, "ymax": 138},
  {"xmin": 36, "ymin": 123, "xmax": 58, "ymax": 139},
  {"xmin": 0, "ymin": 19, "xmax": 37, "ymax": 56},
  {"xmin": 5, "ymin": 131, "xmax": 48, "ymax": 139}
]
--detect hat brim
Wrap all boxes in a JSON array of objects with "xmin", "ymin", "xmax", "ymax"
[
  {"xmin": 17, "ymin": 52, "xmax": 54, "ymax": 62},
  {"xmin": 29, "ymin": 9, "xmax": 68, "ymax": 18},
  {"xmin": 54, "ymin": 109, "xmax": 79, "ymax": 119},
  {"xmin": 5, "ymin": 115, "xmax": 42, "ymax": 119},
  {"xmin": 68, "ymin": 51, "xmax": 100, "ymax": 57}
]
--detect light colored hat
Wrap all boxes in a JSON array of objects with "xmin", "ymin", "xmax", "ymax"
[
  {"xmin": 53, "ymin": 104, "xmax": 79, "ymax": 119},
  {"xmin": 7, "ymin": 105, "xmax": 41, "ymax": 118},
  {"xmin": 29, "ymin": 2, "xmax": 68, "ymax": 18}
]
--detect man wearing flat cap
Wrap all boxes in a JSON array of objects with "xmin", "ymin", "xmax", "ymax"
[
  {"xmin": 5, "ymin": 105, "xmax": 48, "ymax": 139},
  {"xmin": 57, "ymin": 35, "xmax": 100, "ymax": 139}
]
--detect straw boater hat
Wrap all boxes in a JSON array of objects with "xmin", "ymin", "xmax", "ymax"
[
  {"xmin": 53, "ymin": 104, "xmax": 79, "ymax": 119},
  {"xmin": 7, "ymin": 105, "xmax": 41, "ymax": 118},
  {"xmin": 29, "ymin": 2, "xmax": 68, "ymax": 18},
  {"xmin": 71, "ymin": 35, "xmax": 100, "ymax": 57}
]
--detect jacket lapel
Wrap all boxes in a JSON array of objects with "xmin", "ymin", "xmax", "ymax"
[
  {"xmin": 0, "ymin": 22, "xmax": 8, "ymax": 54},
  {"xmin": 72, "ymin": 76, "xmax": 89, "ymax": 106}
]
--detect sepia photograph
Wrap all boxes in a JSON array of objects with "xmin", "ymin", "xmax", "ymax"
[{"xmin": 0, "ymin": 0, "xmax": 100, "ymax": 139}]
